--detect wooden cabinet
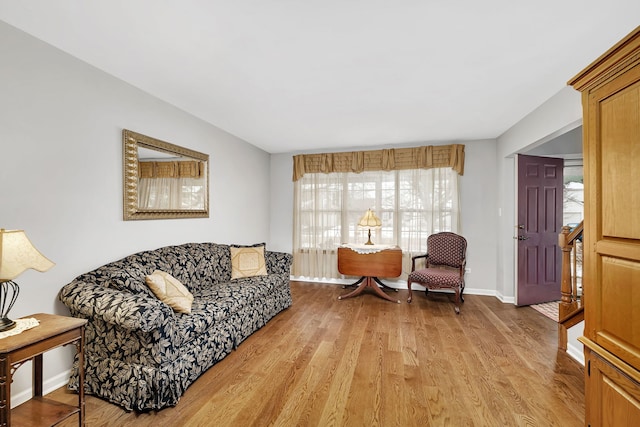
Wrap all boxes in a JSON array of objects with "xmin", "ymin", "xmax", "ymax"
[
  {"xmin": 569, "ymin": 26, "xmax": 640, "ymax": 426},
  {"xmin": 584, "ymin": 347, "xmax": 640, "ymax": 425}
]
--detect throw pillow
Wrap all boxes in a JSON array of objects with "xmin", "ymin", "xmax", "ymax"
[
  {"xmin": 145, "ymin": 270, "xmax": 194, "ymax": 314},
  {"xmin": 230, "ymin": 245, "xmax": 267, "ymax": 279},
  {"xmin": 230, "ymin": 242, "xmax": 266, "ymax": 249}
]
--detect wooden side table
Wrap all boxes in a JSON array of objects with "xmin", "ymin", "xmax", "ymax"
[
  {"xmin": 337, "ymin": 246, "xmax": 402, "ymax": 303},
  {"xmin": 0, "ymin": 313, "xmax": 87, "ymax": 427}
]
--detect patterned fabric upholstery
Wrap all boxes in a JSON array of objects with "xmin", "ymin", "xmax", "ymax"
[
  {"xmin": 407, "ymin": 232, "xmax": 467, "ymax": 313},
  {"xmin": 58, "ymin": 243, "xmax": 292, "ymax": 411},
  {"xmin": 424, "ymin": 232, "xmax": 466, "ymax": 268},
  {"xmin": 408, "ymin": 268, "xmax": 462, "ymax": 287}
]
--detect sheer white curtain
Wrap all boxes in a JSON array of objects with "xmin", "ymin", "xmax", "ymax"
[
  {"xmin": 293, "ymin": 168, "xmax": 460, "ymax": 280},
  {"xmin": 138, "ymin": 177, "xmax": 206, "ymax": 209}
]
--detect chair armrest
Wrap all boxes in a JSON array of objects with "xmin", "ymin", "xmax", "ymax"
[
  {"xmin": 59, "ymin": 281, "xmax": 173, "ymax": 333},
  {"xmin": 411, "ymin": 253, "xmax": 429, "ymax": 271},
  {"xmin": 266, "ymin": 251, "xmax": 293, "ymax": 275}
]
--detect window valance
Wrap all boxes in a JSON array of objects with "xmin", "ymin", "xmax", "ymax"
[
  {"xmin": 292, "ymin": 144, "xmax": 464, "ymax": 181},
  {"xmin": 138, "ymin": 160, "xmax": 205, "ymax": 179}
]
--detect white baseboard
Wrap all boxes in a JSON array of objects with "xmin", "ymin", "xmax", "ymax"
[
  {"xmin": 566, "ymin": 343, "xmax": 585, "ymax": 366},
  {"xmin": 291, "ymin": 276, "xmax": 500, "ymax": 298},
  {"xmin": 495, "ymin": 292, "xmax": 515, "ymax": 304}
]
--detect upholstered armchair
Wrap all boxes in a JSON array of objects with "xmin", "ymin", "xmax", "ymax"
[{"xmin": 407, "ymin": 232, "xmax": 467, "ymax": 314}]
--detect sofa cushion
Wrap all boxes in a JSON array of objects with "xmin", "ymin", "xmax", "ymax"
[
  {"xmin": 105, "ymin": 262, "xmax": 156, "ymax": 297},
  {"xmin": 230, "ymin": 245, "xmax": 267, "ymax": 279},
  {"xmin": 146, "ymin": 270, "xmax": 194, "ymax": 314}
]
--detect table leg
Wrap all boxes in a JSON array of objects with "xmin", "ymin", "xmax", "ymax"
[
  {"xmin": 372, "ymin": 277, "xmax": 399, "ymax": 292},
  {"xmin": 78, "ymin": 328, "xmax": 85, "ymax": 427},
  {"xmin": 338, "ymin": 277, "xmax": 401, "ymax": 303},
  {"xmin": 368, "ymin": 278, "xmax": 401, "ymax": 303},
  {"xmin": 0, "ymin": 355, "xmax": 9, "ymax": 427},
  {"xmin": 34, "ymin": 354, "xmax": 43, "ymax": 397},
  {"xmin": 342, "ymin": 276, "xmax": 366, "ymax": 289}
]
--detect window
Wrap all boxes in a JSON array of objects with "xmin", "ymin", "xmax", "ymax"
[
  {"xmin": 138, "ymin": 177, "xmax": 206, "ymax": 210},
  {"xmin": 293, "ymin": 167, "xmax": 460, "ymax": 279},
  {"xmin": 563, "ymin": 164, "xmax": 583, "ymax": 226},
  {"xmin": 563, "ymin": 162, "xmax": 584, "ymax": 293}
]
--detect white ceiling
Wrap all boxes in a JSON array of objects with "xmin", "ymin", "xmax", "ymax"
[{"xmin": 1, "ymin": 2, "xmax": 638, "ymax": 154}]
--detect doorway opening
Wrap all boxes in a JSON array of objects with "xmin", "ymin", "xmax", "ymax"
[{"xmin": 563, "ymin": 160, "xmax": 584, "ymax": 299}]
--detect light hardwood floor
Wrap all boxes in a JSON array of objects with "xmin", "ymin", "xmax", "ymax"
[{"xmin": 51, "ymin": 280, "xmax": 585, "ymax": 426}]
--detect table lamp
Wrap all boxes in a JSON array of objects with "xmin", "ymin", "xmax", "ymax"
[
  {"xmin": 0, "ymin": 229, "xmax": 54, "ymax": 331},
  {"xmin": 358, "ymin": 209, "xmax": 382, "ymax": 245}
]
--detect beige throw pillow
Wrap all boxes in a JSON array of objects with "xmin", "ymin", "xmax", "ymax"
[
  {"xmin": 145, "ymin": 270, "xmax": 194, "ymax": 314},
  {"xmin": 230, "ymin": 245, "xmax": 267, "ymax": 279}
]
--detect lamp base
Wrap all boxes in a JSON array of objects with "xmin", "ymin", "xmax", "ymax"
[
  {"xmin": 0, "ymin": 280, "xmax": 19, "ymax": 332},
  {"xmin": 0, "ymin": 317, "xmax": 16, "ymax": 332},
  {"xmin": 364, "ymin": 228, "xmax": 374, "ymax": 245}
]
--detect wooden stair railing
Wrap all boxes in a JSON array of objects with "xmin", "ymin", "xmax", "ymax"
[{"xmin": 558, "ymin": 221, "xmax": 584, "ymax": 350}]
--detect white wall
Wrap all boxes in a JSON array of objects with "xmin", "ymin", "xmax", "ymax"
[
  {"xmin": 495, "ymin": 87, "xmax": 583, "ymax": 302},
  {"xmin": 567, "ymin": 320, "xmax": 585, "ymax": 363},
  {"xmin": 459, "ymin": 140, "xmax": 498, "ymax": 294},
  {"xmin": 270, "ymin": 139, "xmax": 499, "ymax": 295},
  {"xmin": 0, "ymin": 21, "xmax": 272, "ymax": 405},
  {"xmin": 269, "ymin": 154, "xmax": 294, "ymax": 253}
]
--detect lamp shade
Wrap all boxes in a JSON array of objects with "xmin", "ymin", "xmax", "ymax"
[
  {"xmin": 357, "ymin": 209, "xmax": 382, "ymax": 228},
  {"xmin": 0, "ymin": 229, "xmax": 54, "ymax": 281}
]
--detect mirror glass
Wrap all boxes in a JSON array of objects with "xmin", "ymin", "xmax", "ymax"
[{"xmin": 123, "ymin": 129, "xmax": 209, "ymax": 220}]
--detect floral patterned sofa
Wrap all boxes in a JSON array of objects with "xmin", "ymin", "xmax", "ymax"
[{"xmin": 58, "ymin": 242, "xmax": 292, "ymax": 411}]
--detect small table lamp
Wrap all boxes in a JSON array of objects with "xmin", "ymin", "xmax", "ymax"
[
  {"xmin": 358, "ymin": 209, "xmax": 382, "ymax": 245},
  {"xmin": 0, "ymin": 229, "xmax": 54, "ymax": 331}
]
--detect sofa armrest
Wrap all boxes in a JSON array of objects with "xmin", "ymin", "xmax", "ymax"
[
  {"xmin": 59, "ymin": 281, "xmax": 173, "ymax": 333},
  {"xmin": 265, "ymin": 251, "xmax": 293, "ymax": 275}
]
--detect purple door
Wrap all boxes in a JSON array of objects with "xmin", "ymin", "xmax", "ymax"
[{"xmin": 516, "ymin": 154, "xmax": 563, "ymax": 306}]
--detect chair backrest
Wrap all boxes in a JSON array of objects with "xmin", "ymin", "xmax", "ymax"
[{"xmin": 427, "ymin": 232, "xmax": 467, "ymax": 268}]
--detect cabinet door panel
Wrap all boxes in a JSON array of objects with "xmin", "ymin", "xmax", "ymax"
[
  {"xmin": 598, "ymin": 257, "xmax": 640, "ymax": 369},
  {"xmin": 600, "ymin": 79, "xmax": 640, "ymax": 240},
  {"xmin": 589, "ymin": 352, "xmax": 640, "ymax": 426}
]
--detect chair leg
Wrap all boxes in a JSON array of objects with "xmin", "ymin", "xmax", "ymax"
[
  {"xmin": 454, "ymin": 288, "xmax": 461, "ymax": 315},
  {"xmin": 407, "ymin": 280, "xmax": 413, "ymax": 303}
]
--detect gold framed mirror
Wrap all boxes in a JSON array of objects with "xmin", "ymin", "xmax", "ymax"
[{"xmin": 123, "ymin": 129, "xmax": 209, "ymax": 220}]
